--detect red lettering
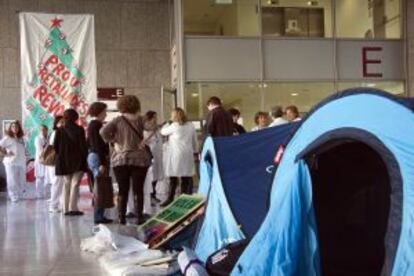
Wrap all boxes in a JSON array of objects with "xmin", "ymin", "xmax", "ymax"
[
  {"xmin": 61, "ymin": 70, "xmax": 70, "ymax": 81},
  {"xmin": 43, "ymin": 73, "xmax": 52, "ymax": 85},
  {"xmin": 38, "ymin": 68, "xmax": 48, "ymax": 81},
  {"xmin": 47, "ymin": 98, "xmax": 59, "ymax": 112},
  {"xmin": 41, "ymin": 93, "xmax": 54, "ymax": 108},
  {"xmin": 70, "ymin": 95, "xmax": 80, "ymax": 107},
  {"xmin": 78, "ymin": 100, "xmax": 88, "ymax": 117},
  {"xmin": 65, "ymin": 91, "xmax": 75, "ymax": 103},
  {"xmin": 52, "ymin": 63, "xmax": 65, "ymax": 75},
  {"xmin": 45, "ymin": 55, "xmax": 58, "ymax": 67},
  {"xmin": 52, "ymin": 82, "xmax": 62, "ymax": 95},
  {"xmin": 362, "ymin": 47, "xmax": 383, "ymax": 78},
  {"xmin": 70, "ymin": 78, "xmax": 80, "ymax": 87},
  {"xmin": 33, "ymin": 86, "xmax": 48, "ymax": 101},
  {"xmin": 54, "ymin": 105, "xmax": 65, "ymax": 117}
]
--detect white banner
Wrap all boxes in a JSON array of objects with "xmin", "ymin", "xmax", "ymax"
[{"xmin": 20, "ymin": 12, "xmax": 96, "ymax": 156}]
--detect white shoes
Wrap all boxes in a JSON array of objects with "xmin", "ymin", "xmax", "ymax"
[{"xmin": 48, "ymin": 207, "xmax": 62, "ymax": 213}]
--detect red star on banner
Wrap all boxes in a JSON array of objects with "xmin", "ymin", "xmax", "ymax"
[{"xmin": 50, "ymin": 17, "xmax": 63, "ymax": 28}]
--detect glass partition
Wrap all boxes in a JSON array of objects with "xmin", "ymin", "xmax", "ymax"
[
  {"xmin": 263, "ymin": 82, "xmax": 335, "ymax": 117},
  {"xmin": 183, "ymin": 0, "xmax": 260, "ymax": 36},
  {"xmin": 335, "ymin": 0, "xmax": 401, "ymax": 38},
  {"xmin": 261, "ymin": 0, "xmax": 333, "ymax": 37},
  {"xmin": 337, "ymin": 81, "xmax": 405, "ymax": 95},
  {"xmin": 185, "ymin": 82, "xmax": 262, "ymax": 130}
]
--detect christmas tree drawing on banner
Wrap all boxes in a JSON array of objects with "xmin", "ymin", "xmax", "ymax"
[{"xmin": 24, "ymin": 17, "xmax": 90, "ymax": 156}]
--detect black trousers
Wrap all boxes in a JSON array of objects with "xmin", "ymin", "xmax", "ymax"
[
  {"xmin": 113, "ymin": 165, "xmax": 148, "ymax": 221},
  {"xmin": 169, "ymin": 176, "xmax": 193, "ymax": 199}
]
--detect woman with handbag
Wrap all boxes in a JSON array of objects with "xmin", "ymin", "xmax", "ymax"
[
  {"xmin": 100, "ymin": 95, "xmax": 152, "ymax": 225},
  {"xmin": 54, "ymin": 109, "xmax": 88, "ymax": 216},
  {"xmin": 0, "ymin": 121, "xmax": 27, "ymax": 202},
  {"xmin": 34, "ymin": 125, "xmax": 51, "ymax": 199},
  {"xmin": 87, "ymin": 102, "xmax": 113, "ymax": 224},
  {"xmin": 160, "ymin": 108, "xmax": 199, "ymax": 207},
  {"xmin": 48, "ymin": 116, "xmax": 64, "ymax": 213}
]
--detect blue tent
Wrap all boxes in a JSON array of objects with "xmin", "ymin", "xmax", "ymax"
[{"xmin": 196, "ymin": 88, "xmax": 414, "ymax": 276}]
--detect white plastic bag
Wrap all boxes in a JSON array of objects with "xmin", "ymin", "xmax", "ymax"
[
  {"xmin": 80, "ymin": 224, "xmax": 117, "ymax": 255},
  {"xmin": 178, "ymin": 247, "xmax": 208, "ymax": 276},
  {"xmin": 100, "ymin": 250, "xmax": 179, "ymax": 276},
  {"xmin": 80, "ymin": 224, "xmax": 148, "ymax": 256}
]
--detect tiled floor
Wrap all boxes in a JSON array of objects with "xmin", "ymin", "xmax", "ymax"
[
  {"xmin": 0, "ymin": 178, "xmax": 174, "ymax": 276},
  {"xmin": 0, "ymin": 197, "xmax": 106, "ymax": 276}
]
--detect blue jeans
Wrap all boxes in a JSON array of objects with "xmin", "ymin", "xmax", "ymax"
[{"xmin": 87, "ymin": 152, "xmax": 106, "ymax": 222}]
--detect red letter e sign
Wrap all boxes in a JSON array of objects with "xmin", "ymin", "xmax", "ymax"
[{"xmin": 362, "ymin": 47, "xmax": 383, "ymax": 78}]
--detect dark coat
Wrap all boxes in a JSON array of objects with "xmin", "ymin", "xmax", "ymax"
[
  {"xmin": 54, "ymin": 122, "xmax": 88, "ymax": 175},
  {"xmin": 202, "ymin": 106, "xmax": 234, "ymax": 140},
  {"xmin": 87, "ymin": 120, "xmax": 109, "ymax": 165},
  {"xmin": 233, "ymin": 122, "xmax": 246, "ymax": 135}
]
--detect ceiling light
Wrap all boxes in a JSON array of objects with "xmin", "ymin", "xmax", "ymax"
[
  {"xmin": 291, "ymin": 93, "xmax": 299, "ymax": 97},
  {"xmin": 216, "ymin": 0, "xmax": 232, "ymax": 4},
  {"xmin": 191, "ymin": 93, "xmax": 199, "ymax": 97},
  {"xmin": 307, "ymin": 1, "xmax": 318, "ymax": 6},
  {"xmin": 367, "ymin": 83, "xmax": 376, "ymax": 87}
]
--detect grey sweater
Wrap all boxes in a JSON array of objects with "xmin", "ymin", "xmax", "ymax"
[{"xmin": 100, "ymin": 116, "xmax": 152, "ymax": 168}]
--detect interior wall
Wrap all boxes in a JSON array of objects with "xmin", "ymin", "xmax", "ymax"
[
  {"xmin": 216, "ymin": 2, "xmax": 238, "ymax": 35},
  {"xmin": 385, "ymin": 0, "xmax": 401, "ymax": 38},
  {"xmin": 336, "ymin": 0, "xmax": 372, "ymax": 37},
  {"xmin": 261, "ymin": 0, "xmax": 333, "ymax": 37},
  {"xmin": 336, "ymin": 0, "xmax": 400, "ymax": 38},
  {"xmin": 0, "ymin": 0, "xmax": 172, "ymax": 126},
  {"xmin": 237, "ymin": 0, "xmax": 260, "ymax": 36}
]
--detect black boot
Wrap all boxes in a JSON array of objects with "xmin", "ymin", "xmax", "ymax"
[
  {"xmin": 151, "ymin": 181, "xmax": 161, "ymax": 204},
  {"xmin": 134, "ymin": 192, "xmax": 144, "ymax": 225},
  {"xmin": 118, "ymin": 195, "xmax": 127, "ymax": 225},
  {"xmin": 160, "ymin": 178, "xmax": 177, "ymax": 207}
]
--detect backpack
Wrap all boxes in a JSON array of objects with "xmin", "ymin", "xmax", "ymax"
[{"xmin": 205, "ymin": 239, "xmax": 249, "ymax": 276}]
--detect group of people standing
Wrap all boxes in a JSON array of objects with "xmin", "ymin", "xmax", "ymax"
[
  {"xmin": 0, "ymin": 94, "xmax": 300, "ymax": 225},
  {"xmin": 249, "ymin": 105, "xmax": 302, "ymax": 132},
  {"xmin": 0, "ymin": 95, "xmax": 200, "ymax": 226}
]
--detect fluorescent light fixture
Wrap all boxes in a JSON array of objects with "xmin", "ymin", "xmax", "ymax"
[
  {"xmin": 191, "ymin": 93, "xmax": 199, "ymax": 97},
  {"xmin": 367, "ymin": 83, "xmax": 376, "ymax": 87},
  {"xmin": 291, "ymin": 93, "xmax": 299, "ymax": 96},
  {"xmin": 216, "ymin": 0, "xmax": 232, "ymax": 4}
]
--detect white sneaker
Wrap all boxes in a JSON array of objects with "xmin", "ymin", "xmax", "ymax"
[{"xmin": 49, "ymin": 208, "xmax": 61, "ymax": 213}]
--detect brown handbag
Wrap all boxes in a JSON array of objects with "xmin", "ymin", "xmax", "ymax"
[
  {"xmin": 39, "ymin": 145, "xmax": 56, "ymax": 166},
  {"xmin": 0, "ymin": 147, "xmax": 7, "ymax": 157},
  {"xmin": 121, "ymin": 116, "xmax": 153, "ymax": 160},
  {"xmin": 94, "ymin": 175, "xmax": 114, "ymax": 209}
]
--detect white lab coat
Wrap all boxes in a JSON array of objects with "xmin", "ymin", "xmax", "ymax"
[
  {"xmin": 0, "ymin": 136, "xmax": 26, "ymax": 201},
  {"xmin": 145, "ymin": 130, "xmax": 164, "ymax": 181},
  {"xmin": 0, "ymin": 136, "xmax": 26, "ymax": 167},
  {"xmin": 34, "ymin": 135, "xmax": 48, "ymax": 178},
  {"xmin": 47, "ymin": 130, "xmax": 63, "ymax": 210},
  {"xmin": 269, "ymin": 117, "xmax": 288, "ymax": 127},
  {"xmin": 161, "ymin": 122, "xmax": 198, "ymax": 177},
  {"xmin": 34, "ymin": 135, "xmax": 51, "ymax": 197},
  {"xmin": 251, "ymin": 126, "xmax": 267, "ymax": 132}
]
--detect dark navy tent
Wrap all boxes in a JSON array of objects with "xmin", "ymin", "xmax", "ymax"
[
  {"xmin": 195, "ymin": 88, "xmax": 414, "ymax": 276},
  {"xmin": 195, "ymin": 123, "xmax": 296, "ymax": 261}
]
